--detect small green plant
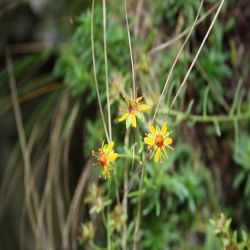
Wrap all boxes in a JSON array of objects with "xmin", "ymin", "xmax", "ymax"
[
  {"xmin": 233, "ymin": 133, "xmax": 250, "ymax": 196},
  {"xmin": 210, "ymin": 213, "xmax": 250, "ymax": 250},
  {"xmin": 1, "ymin": 0, "xmax": 250, "ymax": 250}
]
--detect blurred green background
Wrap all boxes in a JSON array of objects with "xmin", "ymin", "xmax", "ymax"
[{"xmin": 0, "ymin": 0, "xmax": 250, "ymax": 249}]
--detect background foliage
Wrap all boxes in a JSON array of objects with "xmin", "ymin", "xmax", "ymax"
[{"xmin": 0, "ymin": 0, "xmax": 250, "ymax": 249}]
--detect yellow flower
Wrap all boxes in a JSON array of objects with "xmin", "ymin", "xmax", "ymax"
[
  {"xmin": 144, "ymin": 122, "xmax": 173, "ymax": 163},
  {"xmin": 118, "ymin": 95, "xmax": 150, "ymax": 128},
  {"xmin": 92, "ymin": 141, "xmax": 118, "ymax": 179}
]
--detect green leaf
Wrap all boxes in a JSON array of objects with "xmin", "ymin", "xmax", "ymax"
[
  {"xmin": 233, "ymin": 172, "xmax": 245, "ymax": 189},
  {"xmin": 213, "ymin": 120, "xmax": 221, "ymax": 137},
  {"xmin": 230, "ymin": 79, "xmax": 243, "ymax": 116},
  {"xmin": 156, "ymin": 199, "xmax": 161, "ymax": 217},
  {"xmin": 244, "ymin": 174, "xmax": 250, "ymax": 196},
  {"xmin": 203, "ymin": 86, "xmax": 210, "ymax": 117},
  {"xmin": 136, "ymin": 112, "xmax": 145, "ymax": 122},
  {"xmin": 126, "ymin": 115, "xmax": 132, "ymax": 129}
]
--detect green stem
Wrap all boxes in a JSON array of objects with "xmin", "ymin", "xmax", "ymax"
[
  {"xmin": 107, "ymin": 182, "xmax": 111, "ymax": 250},
  {"xmin": 102, "ymin": 0, "xmax": 112, "ymax": 141},
  {"xmin": 118, "ymin": 154, "xmax": 140, "ymax": 161},
  {"xmin": 132, "ymin": 156, "xmax": 147, "ymax": 250},
  {"xmin": 122, "ymin": 129, "xmax": 130, "ymax": 250},
  {"xmin": 169, "ymin": 109, "xmax": 250, "ymax": 123},
  {"xmin": 91, "ymin": 0, "xmax": 109, "ymax": 142},
  {"xmin": 101, "ymin": 208, "xmax": 111, "ymax": 250},
  {"xmin": 107, "ymin": 214, "xmax": 111, "ymax": 250},
  {"xmin": 124, "ymin": 0, "xmax": 136, "ymax": 100},
  {"xmin": 101, "ymin": 210, "xmax": 107, "ymax": 226},
  {"xmin": 90, "ymin": 241, "xmax": 106, "ymax": 250}
]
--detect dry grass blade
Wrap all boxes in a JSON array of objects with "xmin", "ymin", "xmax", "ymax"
[
  {"xmin": 169, "ymin": 0, "xmax": 225, "ymax": 114},
  {"xmin": 0, "ymin": 162, "xmax": 21, "ymax": 223},
  {"xmin": 124, "ymin": 0, "xmax": 136, "ymax": 100},
  {"xmin": 91, "ymin": 0, "xmax": 110, "ymax": 142},
  {"xmin": 62, "ymin": 161, "xmax": 92, "ymax": 250},
  {"xmin": 62, "ymin": 103, "xmax": 81, "ymax": 208},
  {"xmin": 134, "ymin": 0, "xmax": 144, "ymax": 36},
  {"xmin": 2, "ymin": 41, "xmax": 60, "ymax": 54},
  {"xmin": 0, "ymin": 82, "xmax": 63, "ymax": 115},
  {"xmin": 5, "ymin": 48, "xmax": 38, "ymax": 237},
  {"xmin": 153, "ymin": 0, "xmax": 204, "ymax": 122},
  {"xmin": 103, "ymin": 0, "xmax": 112, "ymax": 141},
  {"xmin": 36, "ymin": 93, "xmax": 69, "ymax": 250},
  {"xmin": 148, "ymin": 1, "xmax": 219, "ymax": 55}
]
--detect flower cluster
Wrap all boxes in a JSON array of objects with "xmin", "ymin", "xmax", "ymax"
[{"xmin": 92, "ymin": 91, "xmax": 174, "ymax": 179}]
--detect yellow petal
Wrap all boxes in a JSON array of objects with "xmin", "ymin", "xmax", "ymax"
[
  {"xmin": 136, "ymin": 96, "xmax": 143, "ymax": 103},
  {"xmin": 108, "ymin": 153, "xmax": 118, "ymax": 162},
  {"xmin": 144, "ymin": 136, "xmax": 155, "ymax": 145},
  {"xmin": 164, "ymin": 137, "xmax": 172, "ymax": 145},
  {"xmin": 148, "ymin": 122, "xmax": 156, "ymax": 135},
  {"xmin": 105, "ymin": 141, "xmax": 114, "ymax": 154},
  {"xmin": 138, "ymin": 104, "xmax": 150, "ymax": 111},
  {"xmin": 161, "ymin": 122, "xmax": 167, "ymax": 135},
  {"xmin": 118, "ymin": 113, "xmax": 129, "ymax": 122},
  {"xmin": 154, "ymin": 149, "xmax": 160, "ymax": 162},
  {"xmin": 131, "ymin": 114, "xmax": 137, "ymax": 127}
]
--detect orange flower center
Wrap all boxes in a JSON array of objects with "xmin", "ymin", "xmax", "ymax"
[
  {"xmin": 98, "ymin": 152, "xmax": 107, "ymax": 167},
  {"xmin": 128, "ymin": 102, "xmax": 138, "ymax": 114},
  {"xmin": 155, "ymin": 134, "xmax": 163, "ymax": 148}
]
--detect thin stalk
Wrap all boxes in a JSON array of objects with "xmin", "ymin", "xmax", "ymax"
[
  {"xmin": 122, "ymin": 129, "xmax": 130, "ymax": 250},
  {"xmin": 168, "ymin": 109, "xmax": 250, "ymax": 123},
  {"xmin": 98, "ymin": 0, "xmax": 120, "ymax": 206},
  {"xmin": 107, "ymin": 214, "xmax": 111, "ymax": 250},
  {"xmin": 118, "ymin": 154, "xmax": 140, "ymax": 161},
  {"xmin": 148, "ymin": 1, "xmax": 219, "ymax": 55},
  {"xmin": 90, "ymin": 241, "xmax": 106, "ymax": 250},
  {"xmin": 101, "ymin": 210, "xmax": 107, "ymax": 226},
  {"xmin": 62, "ymin": 161, "xmax": 92, "ymax": 249},
  {"xmin": 134, "ymin": 0, "xmax": 144, "ymax": 36},
  {"xmin": 91, "ymin": 0, "xmax": 109, "ymax": 142},
  {"xmin": 168, "ymin": 0, "xmax": 225, "ymax": 114},
  {"xmin": 107, "ymin": 182, "xmax": 112, "ymax": 250},
  {"xmin": 153, "ymin": 0, "xmax": 204, "ymax": 123},
  {"xmin": 0, "ymin": 82, "xmax": 62, "ymax": 115},
  {"xmin": 100, "ymin": 210, "xmax": 110, "ymax": 249},
  {"xmin": 132, "ymin": 157, "xmax": 146, "ymax": 250},
  {"xmin": 5, "ymin": 49, "xmax": 37, "ymax": 237},
  {"xmin": 103, "ymin": 0, "xmax": 112, "ymax": 141},
  {"xmin": 124, "ymin": 0, "xmax": 136, "ymax": 100}
]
